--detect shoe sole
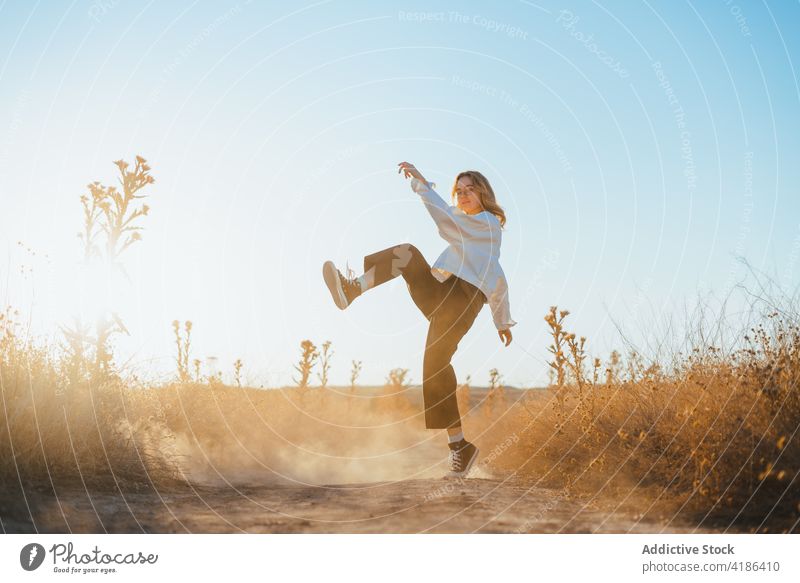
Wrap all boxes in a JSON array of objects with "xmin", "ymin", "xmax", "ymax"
[
  {"xmin": 447, "ymin": 445, "xmax": 480, "ymax": 478},
  {"xmin": 322, "ymin": 260, "xmax": 348, "ymax": 310}
]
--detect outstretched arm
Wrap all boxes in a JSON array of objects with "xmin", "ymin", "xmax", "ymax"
[{"xmin": 397, "ymin": 161, "xmax": 460, "ymax": 242}]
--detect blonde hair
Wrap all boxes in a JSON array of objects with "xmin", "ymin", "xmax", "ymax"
[{"xmin": 450, "ymin": 170, "xmax": 507, "ymax": 228}]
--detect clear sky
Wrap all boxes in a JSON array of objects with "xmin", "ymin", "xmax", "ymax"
[{"xmin": 1, "ymin": 0, "xmax": 798, "ymax": 388}]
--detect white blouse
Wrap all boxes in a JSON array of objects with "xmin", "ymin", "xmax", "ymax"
[{"xmin": 410, "ymin": 177, "xmax": 517, "ymax": 331}]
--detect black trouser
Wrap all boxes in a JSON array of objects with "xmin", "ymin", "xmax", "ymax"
[{"xmin": 363, "ymin": 243, "xmax": 486, "ymax": 429}]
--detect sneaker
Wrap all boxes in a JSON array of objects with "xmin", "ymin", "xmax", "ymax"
[
  {"xmin": 323, "ymin": 260, "xmax": 362, "ymax": 310},
  {"xmin": 447, "ymin": 439, "xmax": 480, "ymax": 477}
]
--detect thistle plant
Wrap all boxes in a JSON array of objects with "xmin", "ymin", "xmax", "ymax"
[
  {"xmin": 316, "ymin": 340, "xmax": 333, "ymax": 389},
  {"xmin": 484, "ymin": 368, "xmax": 506, "ymax": 418},
  {"xmin": 293, "ymin": 340, "xmax": 318, "ymax": 391},
  {"xmin": 565, "ymin": 332, "xmax": 594, "ymax": 432},
  {"xmin": 233, "ymin": 358, "xmax": 243, "ymax": 387},
  {"xmin": 605, "ymin": 349, "xmax": 621, "ymax": 386},
  {"xmin": 193, "ymin": 359, "xmax": 202, "ymax": 383},
  {"xmin": 592, "ymin": 357, "xmax": 602, "ymax": 386},
  {"xmin": 350, "ymin": 359, "xmax": 362, "ymax": 392},
  {"xmin": 542, "ymin": 306, "xmax": 608, "ymax": 484},
  {"xmin": 545, "ymin": 305, "xmax": 570, "ymax": 434},
  {"xmin": 64, "ymin": 155, "xmax": 154, "ymax": 384},
  {"xmin": 385, "ymin": 368, "xmax": 410, "ymax": 392},
  {"xmin": 172, "ymin": 320, "xmax": 193, "ymax": 383}
]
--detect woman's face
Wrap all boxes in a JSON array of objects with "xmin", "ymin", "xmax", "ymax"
[{"xmin": 454, "ymin": 176, "xmax": 484, "ymax": 215}]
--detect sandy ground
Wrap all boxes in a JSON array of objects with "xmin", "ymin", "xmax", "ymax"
[
  {"xmin": 1, "ymin": 389, "xmax": 748, "ymax": 533},
  {"xmin": 2, "ymin": 473, "xmax": 722, "ymax": 534}
]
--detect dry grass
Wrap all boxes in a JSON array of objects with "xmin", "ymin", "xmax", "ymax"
[
  {"xmin": 1, "ymin": 308, "xmax": 183, "ymax": 497},
  {"xmin": 3, "ymin": 281, "xmax": 799, "ymax": 533},
  {"xmin": 480, "ymin": 296, "xmax": 800, "ymax": 532},
  {"xmin": 2, "ymin": 187, "xmax": 799, "ymax": 534},
  {"xmin": 1, "ymin": 303, "xmax": 435, "ymax": 494}
]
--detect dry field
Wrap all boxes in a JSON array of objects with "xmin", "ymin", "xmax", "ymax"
[
  {"xmin": 1, "ymin": 303, "xmax": 798, "ymax": 532},
  {"xmin": 1, "ymin": 157, "xmax": 797, "ymax": 533}
]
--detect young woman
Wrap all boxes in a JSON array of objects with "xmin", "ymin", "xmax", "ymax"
[{"xmin": 322, "ymin": 161, "xmax": 516, "ymax": 477}]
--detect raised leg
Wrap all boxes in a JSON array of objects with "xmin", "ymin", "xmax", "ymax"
[{"xmin": 363, "ymin": 243, "xmax": 446, "ymax": 320}]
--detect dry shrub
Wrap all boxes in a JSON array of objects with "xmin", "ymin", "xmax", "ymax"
[
  {"xmin": 2, "ymin": 308, "xmax": 433, "ymax": 497},
  {"xmin": 1, "ymin": 294, "xmax": 438, "ymax": 498},
  {"xmin": 4, "ymin": 241, "xmax": 798, "ymax": 534},
  {"xmin": 482, "ymin": 288, "xmax": 800, "ymax": 532},
  {"xmin": 0, "ymin": 307, "xmax": 183, "ymax": 496}
]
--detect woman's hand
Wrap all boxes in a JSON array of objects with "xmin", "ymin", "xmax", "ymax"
[
  {"xmin": 397, "ymin": 161, "xmax": 426, "ymax": 183},
  {"xmin": 498, "ymin": 328, "xmax": 512, "ymax": 347}
]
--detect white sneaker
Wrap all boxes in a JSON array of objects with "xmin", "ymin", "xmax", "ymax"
[
  {"xmin": 323, "ymin": 260, "xmax": 362, "ymax": 310},
  {"xmin": 447, "ymin": 440, "xmax": 480, "ymax": 477}
]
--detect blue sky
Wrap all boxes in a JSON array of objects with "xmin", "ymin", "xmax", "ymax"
[{"xmin": 0, "ymin": 0, "xmax": 798, "ymax": 388}]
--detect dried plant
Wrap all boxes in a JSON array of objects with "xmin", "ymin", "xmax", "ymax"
[
  {"xmin": 172, "ymin": 320, "xmax": 193, "ymax": 383},
  {"xmin": 544, "ymin": 305, "xmax": 570, "ymax": 434},
  {"xmin": 316, "ymin": 340, "xmax": 333, "ymax": 388},
  {"xmin": 233, "ymin": 359, "xmax": 243, "ymax": 387},
  {"xmin": 350, "ymin": 359, "xmax": 362, "ymax": 392},
  {"xmin": 484, "ymin": 368, "xmax": 506, "ymax": 418},
  {"xmin": 193, "ymin": 359, "xmax": 202, "ymax": 383},
  {"xmin": 293, "ymin": 340, "xmax": 318, "ymax": 390},
  {"xmin": 605, "ymin": 349, "xmax": 621, "ymax": 385},
  {"xmin": 63, "ymin": 155, "xmax": 155, "ymax": 384},
  {"xmin": 385, "ymin": 368, "xmax": 411, "ymax": 392}
]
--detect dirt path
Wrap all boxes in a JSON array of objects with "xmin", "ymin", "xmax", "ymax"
[{"xmin": 4, "ymin": 475, "xmax": 720, "ymax": 533}]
